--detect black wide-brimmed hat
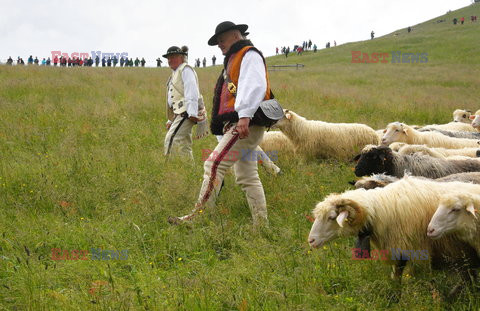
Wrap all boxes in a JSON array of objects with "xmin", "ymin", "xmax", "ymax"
[
  {"xmin": 208, "ymin": 21, "xmax": 249, "ymax": 46},
  {"xmin": 162, "ymin": 46, "xmax": 188, "ymax": 58}
]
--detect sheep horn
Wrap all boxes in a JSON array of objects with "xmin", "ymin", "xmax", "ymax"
[
  {"xmin": 336, "ymin": 210, "xmax": 349, "ymax": 227},
  {"xmin": 466, "ymin": 203, "xmax": 477, "ymax": 219}
]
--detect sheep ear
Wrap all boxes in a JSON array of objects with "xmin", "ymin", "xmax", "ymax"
[
  {"xmin": 353, "ymin": 154, "xmax": 361, "ymax": 162},
  {"xmin": 336, "ymin": 210, "xmax": 349, "ymax": 227},
  {"xmin": 286, "ymin": 112, "xmax": 292, "ymax": 120},
  {"xmin": 403, "ymin": 128, "xmax": 409, "ymax": 136},
  {"xmin": 470, "ymin": 115, "xmax": 476, "ymax": 120},
  {"xmin": 383, "ymin": 129, "xmax": 386, "ymax": 133},
  {"xmin": 466, "ymin": 203, "xmax": 477, "ymax": 219}
]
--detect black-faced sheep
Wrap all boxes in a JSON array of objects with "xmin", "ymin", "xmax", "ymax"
[
  {"xmin": 381, "ymin": 122, "xmax": 480, "ymax": 148},
  {"xmin": 274, "ymin": 110, "xmax": 379, "ymax": 160},
  {"xmin": 354, "ymin": 145, "xmax": 480, "ymax": 178},
  {"xmin": 308, "ymin": 176, "xmax": 480, "ymax": 283}
]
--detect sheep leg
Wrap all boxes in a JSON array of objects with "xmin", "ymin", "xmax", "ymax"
[
  {"xmin": 354, "ymin": 233, "xmax": 370, "ymax": 259},
  {"xmin": 391, "ymin": 260, "xmax": 408, "ymax": 282}
]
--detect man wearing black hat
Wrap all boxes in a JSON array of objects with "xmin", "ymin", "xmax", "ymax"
[
  {"xmin": 169, "ymin": 21, "xmax": 272, "ymax": 226},
  {"xmin": 163, "ymin": 45, "xmax": 208, "ymax": 160}
]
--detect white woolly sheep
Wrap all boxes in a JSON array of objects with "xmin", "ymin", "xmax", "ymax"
[
  {"xmin": 419, "ymin": 121, "xmax": 475, "ymax": 132},
  {"xmin": 452, "ymin": 109, "xmax": 473, "ymax": 123},
  {"xmin": 275, "ymin": 110, "xmax": 379, "ymax": 160},
  {"xmin": 469, "ymin": 109, "xmax": 480, "ymax": 130},
  {"xmin": 428, "ymin": 193, "xmax": 480, "ymax": 257},
  {"xmin": 388, "ymin": 142, "xmax": 407, "ymax": 152},
  {"xmin": 259, "ymin": 131, "xmax": 296, "ymax": 155},
  {"xmin": 418, "ymin": 128, "xmax": 480, "ymax": 139},
  {"xmin": 375, "ymin": 129, "xmax": 385, "ymax": 142},
  {"xmin": 354, "ymin": 145, "xmax": 480, "ymax": 178},
  {"xmin": 308, "ymin": 176, "xmax": 480, "ymax": 283},
  {"xmin": 353, "ymin": 172, "xmax": 480, "ymax": 190},
  {"xmin": 397, "ymin": 144, "xmax": 480, "ymax": 159},
  {"xmin": 381, "ymin": 122, "xmax": 480, "ymax": 149}
]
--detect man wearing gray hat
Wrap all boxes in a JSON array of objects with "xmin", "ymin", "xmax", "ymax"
[
  {"xmin": 163, "ymin": 45, "xmax": 208, "ymax": 160},
  {"xmin": 169, "ymin": 21, "xmax": 273, "ymax": 226}
]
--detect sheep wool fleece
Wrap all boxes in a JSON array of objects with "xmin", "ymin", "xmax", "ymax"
[{"xmin": 195, "ymin": 124, "xmax": 268, "ymax": 225}]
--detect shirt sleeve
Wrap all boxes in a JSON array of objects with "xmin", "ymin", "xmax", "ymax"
[
  {"xmin": 182, "ymin": 66, "xmax": 199, "ymax": 118},
  {"xmin": 235, "ymin": 50, "xmax": 267, "ymax": 119}
]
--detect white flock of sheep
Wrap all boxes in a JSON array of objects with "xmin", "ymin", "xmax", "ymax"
[{"xmin": 264, "ymin": 108, "xmax": 480, "ymax": 297}]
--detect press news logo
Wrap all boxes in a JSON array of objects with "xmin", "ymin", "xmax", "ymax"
[
  {"xmin": 351, "ymin": 51, "xmax": 428, "ymax": 64},
  {"xmin": 51, "ymin": 248, "xmax": 128, "ymax": 261}
]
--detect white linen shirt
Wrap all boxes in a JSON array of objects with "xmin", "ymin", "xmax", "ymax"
[
  {"xmin": 167, "ymin": 65, "xmax": 199, "ymax": 118},
  {"xmin": 234, "ymin": 50, "xmax": 267, "ymax": 119}
]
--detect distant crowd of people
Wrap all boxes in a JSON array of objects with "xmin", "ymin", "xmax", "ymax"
[
  {"xmin": 276, "ymin": 39, "xmax": 337, "ymax": 58},
  {"xmin": 452, "ymin": 15, "xmax": 477, "ymax": 24},
  {"xmin": 4, "ymin": 54, "xmax": 221, "ymax": 68},
  {"xmin": 193, "ymin": 55, "xmax": 217, "ymax": 67},
  {"xmin": 5, "ymin": 55, "xmax": 151, "ymax": 67}
]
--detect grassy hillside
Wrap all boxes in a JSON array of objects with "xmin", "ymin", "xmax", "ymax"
[
  {"xmin": 270, "ymin": 3, "xmax": 480, "ymax": 66},
  {"xmin": 1, "ymin": 3, "xmax": 480, "ymax": 310}
]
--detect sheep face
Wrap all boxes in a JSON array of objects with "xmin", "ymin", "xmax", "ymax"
[
  {"xmin": 427, "ymin": 194, "xmax": 477, "ymax": 240},
  {"xmin": 453, "ymin": 109, "xmax": 471, "ymax": 123},
  {"xmin": 308, "ymin": 198, "xmax": 364, "ymax": 248},
  {"xmin": 272, "ymin": 109, "xmax": 297, "ymax": 129},
  {"xmin": 470, "ymin": 115, "xmax": 480, "ymax": 129},
  {"xmin": 354, "ymin": 146, "xmax": 394, "ymax": 177},
  {"xmin": 381, "ymin": 122, "xmax": 408, "ymax": 145}
]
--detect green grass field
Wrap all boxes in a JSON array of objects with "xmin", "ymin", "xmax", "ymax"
[{"xmin": 1, "ymin": 3, "xmax": 480, "ymax": 310}]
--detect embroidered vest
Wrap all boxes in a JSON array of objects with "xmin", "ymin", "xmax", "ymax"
[
  {"xmin": 217, "ymin": 46, "xmax": 272, "ymax": 116},
  {"xmin": 166, "ymin": 63, "xmax": 202, "ymax": 119}
]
